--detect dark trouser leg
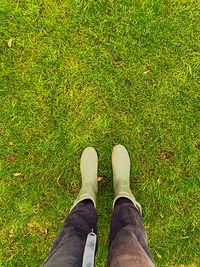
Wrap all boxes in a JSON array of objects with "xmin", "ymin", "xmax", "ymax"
[
  {"xmin": 43, "ymin": 199, "xmax": 98, "ymax": 267},
  {"xmin": 107, "ymin": 198, "xmax": 155, "ymax": 267}
]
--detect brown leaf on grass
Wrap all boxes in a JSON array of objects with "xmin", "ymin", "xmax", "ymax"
[
  {"xmin": 157, "ymin": 253, "xmax": 162, "ymax": 259},
  {"xmin": 57, "ymin": 175, "xmax": 62, "ymax": 186},
  {"xmin": 9, "ymin": 140, "xmax": 13, "ymax": 145},
  {"xmin": 9, "ymin": 229, "xmax": 14, "ymax": 237},
  {"xmin": 8, "ymin": 38, "xmax": 13, "ymax": 48},
  {"xmin": 44, "ymin": 228, "xmax": 48, "ymax": 236},
  {"xmin": 37, "ymin": 203, "xmax": 44, "ymax": 212},
  {"xmin": 13, "ymin": 173, "xmax": 22, "ymax": 177},
  {"xmin": 143, "ymin": 70, "xmax": 150, "ymax": 75},
  {"xmin": 8, "ymin": 155, "xmax": 15, "ymax": 162}
]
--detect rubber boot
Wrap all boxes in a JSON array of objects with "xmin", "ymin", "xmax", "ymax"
[
  {"xmin": 70, "ymin": 147, "xmax": 98, "ymax": 211},
  {"xmin": 112, "ymin": 144, "xmax": 142, "ymax": 213}
]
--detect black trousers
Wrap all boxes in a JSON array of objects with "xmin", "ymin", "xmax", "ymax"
[{"xmin": 43, "ymin": 198, "xmax": 154, "ymax": 267}]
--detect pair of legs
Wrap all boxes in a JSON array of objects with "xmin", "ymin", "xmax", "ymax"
[{"xmin": 43, "ymin": 145, "xmax": 154, "ymax": 266}]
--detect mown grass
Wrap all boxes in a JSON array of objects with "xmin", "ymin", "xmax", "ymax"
[{"xmin": 0, "ymin": 0, "xmax": 200, "ymax": 266}]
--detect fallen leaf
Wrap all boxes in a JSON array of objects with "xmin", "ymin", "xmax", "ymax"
[
  {"xmin": 9, "ymin": 140, "xmax": 13, "ymax": 145},
  {"xmin": 97, "ymin": 177, "xmax": 103, "ymax": 181},
  {"xmin": 143, "ymin": 70, "xmax": 150, "ymax": 75},
  {"xmin": 13, "ymin": 173, "xmax": 22, "ymax": 177},
  {"xmin": 57, "ymin": 175, "xmax": 61, "ymax": 186},
  {"xmin": 8, "ymin": 155, "xmax": 15, "ymax": 162},
  {"xmin": 11, "ymin": 239, "xmax": 15, "ymax": 243},
  {"xmin": 5, "ymin": 75, "xmax": 10, "ymax": 80},
  {"xmin": 9, "ymin": 229, "xmax": 14, "ymax": 237},
  {"xmin": 37, "ymin": 203, "xmax": 44, "ymax": 211},
  {"xmin": 157, "ymin": 253, "xmax": 162, "ymax": 259},
  {"xmin": 44, "ymin": 228, "xmax": 48, "ymax": 235},
  {"xmin": 157, "ymin": 178, "xmax": 161, "ymax": 185},
  {"xmin": 8, "ymin": 38, "xmax": 13, "ymax": 48},
  {"xmin": 113, "ymin": 26, "xmax": 117, "ymax": 30},
  {"xmin": 147, "ymin": 66, "xmax": 152, "ymax": 70}
]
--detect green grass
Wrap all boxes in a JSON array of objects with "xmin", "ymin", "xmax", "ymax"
[{"xmin": 0, "ymin": 0, "xmax": 200, "ymax": 266}]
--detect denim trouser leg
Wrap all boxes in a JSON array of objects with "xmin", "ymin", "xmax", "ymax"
[
  {"xmin": 43, "ymin": 197, "xmax": 154, "ymax": 267},
  {"xmin": 43, "ymin": 200, "xmax": 98, "ymax": 267},
  {"xmin": 107, "ymin": 197, "xmax": 155, "ymax": 267}
]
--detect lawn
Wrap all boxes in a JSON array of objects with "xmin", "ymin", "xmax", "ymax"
[{"xmin": 0, "ymin": 0, "xmax": 200, "ymax": 266}]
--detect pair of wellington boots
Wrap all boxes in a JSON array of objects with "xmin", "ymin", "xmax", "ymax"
[{"xmin": 71, "ymin": 144, "xmax": 141, "ymax": 213}]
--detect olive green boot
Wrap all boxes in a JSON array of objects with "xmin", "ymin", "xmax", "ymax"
[
  {"xmin": 112, "ymin": 144, "xmax": 142, "ymax": 213},
  {"xmin": 70, "ymin": 147, "xmax": 98, "ymax": 211}
]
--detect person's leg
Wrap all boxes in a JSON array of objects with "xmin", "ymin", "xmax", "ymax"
[
  {"xmin": 108, "ymin": 145, "xmax": 154, "ymax": 267},
  {"xmin": 43, "ymin": 199, "xmax": 98, "ymax": 267},
  {"xmin": 43, "ymin": 147, "xmax": 98, "ymax": 267},
  {"xmin": 107, "ymin": 197, "xmax": 154, "ymax": 267}
]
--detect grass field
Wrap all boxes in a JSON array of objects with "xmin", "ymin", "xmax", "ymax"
[{"xmin": 0, "ymin": 0, "xmax": 200, "ymax": 266}]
